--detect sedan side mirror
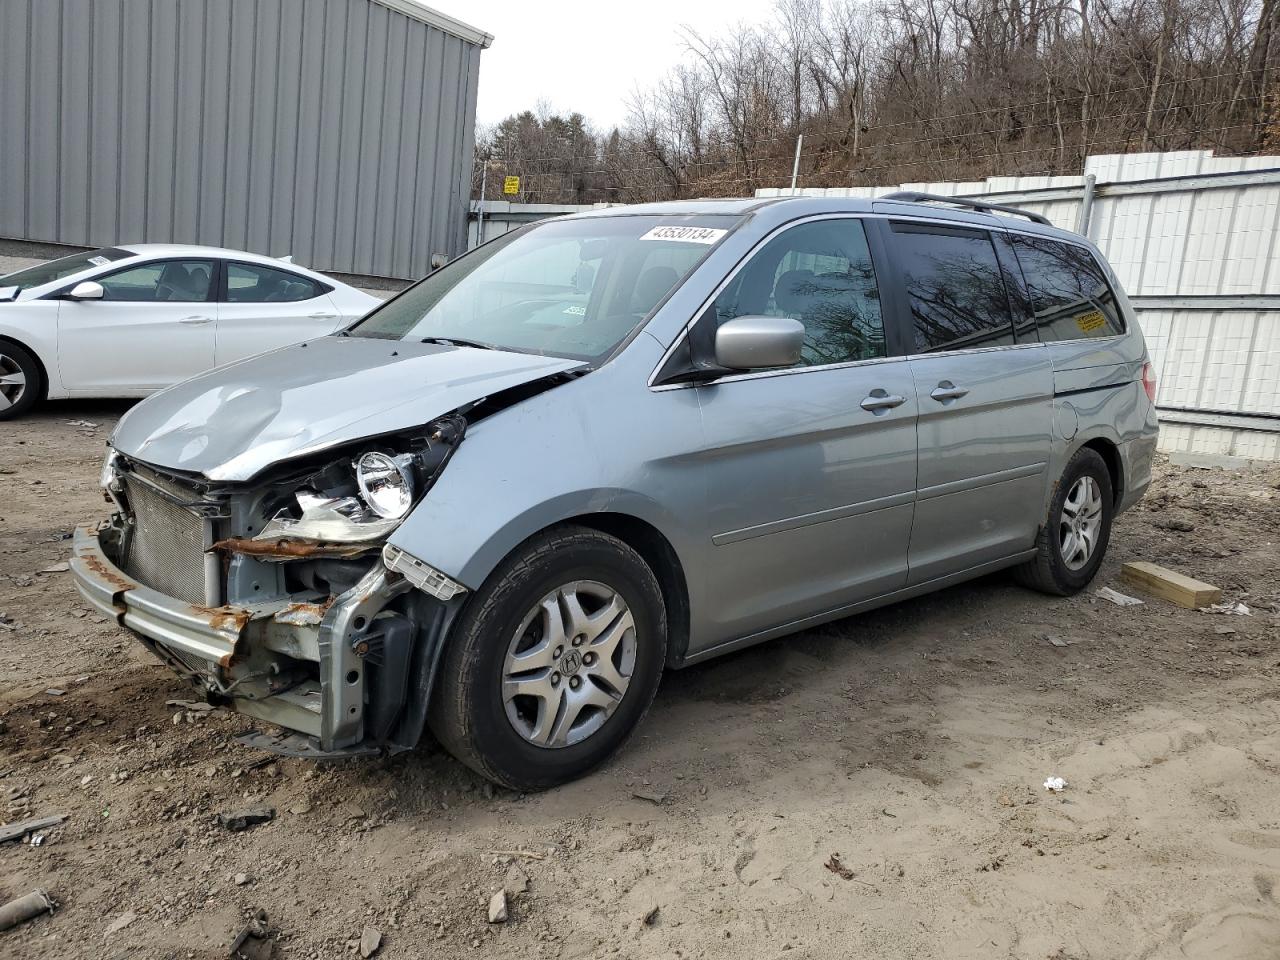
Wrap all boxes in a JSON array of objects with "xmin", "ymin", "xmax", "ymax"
[
  {"xmin": 64, "ymin": 280, "xmax": 104, "ymax": 301},
  {"xmin": 714, "ymin": 315, "xmax": 805, "ymax": 371}
]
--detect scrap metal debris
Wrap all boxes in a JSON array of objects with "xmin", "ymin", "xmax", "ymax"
[{"xmin": 0, "ymin": 889, "xmax": 55, "ymax": 932}]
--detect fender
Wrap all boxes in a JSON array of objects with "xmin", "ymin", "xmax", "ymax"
[{"xmin": 388, "ymin": 337, "xmax": 708, "ymax": 597}]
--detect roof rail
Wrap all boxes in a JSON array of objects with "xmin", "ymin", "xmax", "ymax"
[{"xmin": 879, "ymin": 191, "xmax": 1053, "ymax": 227}]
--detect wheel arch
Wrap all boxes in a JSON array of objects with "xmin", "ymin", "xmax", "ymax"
[
  {"xmin": 558, "ymin": 512, "xmax": 692, "ymax": 669},
  {"xmin": 1077, "ymin": 434, "xmax": 1124, "ymax": 506},
  {"xmin": 452, "ymin": 510, "xmax": 693, "ymax": 671},
  {"xmin": 0, "ymin": 334, "xmax": 49, "ymax": 401}
]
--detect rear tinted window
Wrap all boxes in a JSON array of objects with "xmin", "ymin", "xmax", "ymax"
[
  {"xmin": 890, "ymin": 223, "xmax": 1015, "ymax": 353},
  {"xmin": 1012, "ymin": 235, "xmax": 1124, "ymax": 340},
  {"xmin": 226, "ymin": 263, "xmax": 324, "ymax": 303}
]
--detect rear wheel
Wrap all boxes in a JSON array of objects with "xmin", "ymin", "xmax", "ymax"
[
  {"xmin": 429, "ymin": 526, "xmax": 667, "ymax": 790},
  {"xmin": 0, "ymin": 342, "xmax": 40, "ymax": 421},
  {"xmin": 1015, "ymin": 447, "xmax": 1114, "ymax": 595}
]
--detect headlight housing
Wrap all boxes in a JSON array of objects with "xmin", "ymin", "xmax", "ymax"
[
  {"xmin": 355, "ymin": 452, "xmax": 415, "ymax": 519},
  {"xmin": 245, "ymin": 415, "xmax": 465, "ymax": 553},
  {"xmin": 99, "ymin": 449, "xmax": 121, "ymax": 492}
]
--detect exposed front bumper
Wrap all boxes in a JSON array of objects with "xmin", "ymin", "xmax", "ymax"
[
  {"xmin": 70, "ymin": 524, "xmax": 406, "ymax": 753},
  {"xmin": 71, "ymin": 525, "xmax": 248, "ymax": 665}
]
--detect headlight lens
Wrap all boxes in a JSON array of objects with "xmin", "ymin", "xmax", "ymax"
[{"xmin": 355, "ymin": 452, "xmax": 416, "ymax": 519}]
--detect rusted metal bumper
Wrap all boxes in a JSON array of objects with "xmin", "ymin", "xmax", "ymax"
[
  {"xmin": 71, "ymin": 525, "xmax": 248, "ymax": 667},
  {"xmin": 70, "ymin": 524, "xmax": 415, "ymax": 754},
  {"xmin": 70, "ymin": 525, "xmax": 324, "ymax": 738}
]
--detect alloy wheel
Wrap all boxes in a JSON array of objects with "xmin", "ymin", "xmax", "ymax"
[
  {"xmin": 0, "ymin": 353, "xmax": 26, "ymax": 412},
  {"xmin": 1059, "ymin": 475, "xmax": 1103, "ymax": 571},
  {"xmin": 502, "ymin": 580, "xmax": 637, "ymax": 748}
]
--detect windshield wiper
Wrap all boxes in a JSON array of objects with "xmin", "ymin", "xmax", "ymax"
[{"xmin": 420, "ymin": 336, "xmax": 496, "ymax": 351}]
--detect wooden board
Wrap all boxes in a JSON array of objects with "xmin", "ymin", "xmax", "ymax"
[
  {"xmin": 0, "ymin": 814, "xmax": 67, "ymax": 843},
  {"xmin": 1120, "ymin": 561, "xmax": 1222, "ymax": 609}
]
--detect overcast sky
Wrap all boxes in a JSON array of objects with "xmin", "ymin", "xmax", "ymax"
[{"xmin": 434, "ymin": 0, "xmax": 779, "ymax": 130}]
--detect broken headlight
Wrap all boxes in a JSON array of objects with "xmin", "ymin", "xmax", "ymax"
[
  {"xmin": 249, "ymin": 416, "xmax": 465, "ymax": 551},
  {"xmin": 355, "ymin": 452, "xmax": 415, "ymax": 519},
  {"xmin": 255, "ymin": 491, "xmax": 402, "ymax": 545}
]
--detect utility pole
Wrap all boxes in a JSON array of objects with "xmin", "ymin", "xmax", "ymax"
[
  {"xmin": 790, "ymin": 134, "xmax": 804, "ymax": 194},
  {"xmin": 476, "ymin": 161, "xmax": 489, "ymax": 246}
]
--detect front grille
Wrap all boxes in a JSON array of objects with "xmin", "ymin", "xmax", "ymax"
[{"xmin": 122, "ymin": 476, "xmax": 209, "ymax": 605}]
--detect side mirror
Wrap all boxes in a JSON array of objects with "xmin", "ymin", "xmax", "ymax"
[
  {"xmin": 714, "ymin": 315, "xmax": 804, "ymax": 370},
  {"xmin": 65, "ymin": 280, "xmax": 104, "ymax": 301}
]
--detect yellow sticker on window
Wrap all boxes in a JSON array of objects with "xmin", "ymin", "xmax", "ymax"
[{"xmin": 1076, "ymin": 310, "xmax": 1106, "ymax": 333}]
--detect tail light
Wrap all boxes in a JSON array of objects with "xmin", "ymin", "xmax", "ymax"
[{"xmin": 1141, "ymin": 361, "xmax": 1157, "ymax": 404}]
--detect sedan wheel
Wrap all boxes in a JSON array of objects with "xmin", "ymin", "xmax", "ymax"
[
  {"xmin": 0, "ymin": 343, "xmax": 40, "ymax": 420},
  {"xmin": 502, "ymin": 581, "xmax": 637, "ymax": 748},
  {"xmin": 0, "ymin": 353, "xmax": 28, "ymax": 410}
]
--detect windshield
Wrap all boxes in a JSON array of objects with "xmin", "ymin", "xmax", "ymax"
[
  {"xmin": 0, "ymin": 247, "xmax": 133, "ymax": 290},
  {"xmin": 348, "ymin": 215, "xmax": 739, "ymax": 361}
]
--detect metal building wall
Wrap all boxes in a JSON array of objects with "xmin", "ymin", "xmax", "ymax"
[
  {"xmin": 758, "ymin": 151, "xmax": 1280, "ymax": 461},
  {"xmin": 0, "ymin": 0, "xmax": 484, "ymax": 279}
]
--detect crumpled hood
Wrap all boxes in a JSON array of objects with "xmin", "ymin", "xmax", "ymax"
[{"xmin": 111, "ymin": 336, "xmax": 582, "ymax": 481}]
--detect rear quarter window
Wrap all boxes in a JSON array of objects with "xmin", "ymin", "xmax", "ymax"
[{"xmin": 1011, "ymin": 235, "xmax": 1125, "ymax": 341}]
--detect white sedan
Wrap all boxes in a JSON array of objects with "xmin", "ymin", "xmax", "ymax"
[{"xmin": 0, "ymin": 244, "xmax": 381, "ymax": 419}]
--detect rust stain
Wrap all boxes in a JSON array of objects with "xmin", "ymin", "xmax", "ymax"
[
  {"xmin": 273, "ymin": 597, "xmax": 335, "ymax": 627},
  {"xmin": 80, "ymin": 554, "xmax": 137, "ymax": 595},
  {"xmin": 190, "ymin": 604, "xmax": 253, "ymax": 634},
  {"xmin": 213, "ymin": 537, "xmax": 371, "ymax": 560}
]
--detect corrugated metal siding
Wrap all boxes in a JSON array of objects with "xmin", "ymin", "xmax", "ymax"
[{"xmin": 0, "ymin": 0, "xmax": 483, "ymax": 279}]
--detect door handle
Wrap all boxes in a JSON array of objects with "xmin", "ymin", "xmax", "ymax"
[
  {"xmin": 179, "ymin": 315, "xmax": 212, "ymax": 325},
  {"xmin": 930, "ymin": 381, "xmax": 969, "ymax": 403},
  {"xmin": 860, "ymin": 390, "xmax": 907, "ymax": 413},
  {"xmin": 308, "ymin": 311, "xmax": 338, "ymax": 320}
]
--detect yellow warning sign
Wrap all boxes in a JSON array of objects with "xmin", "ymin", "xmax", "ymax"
[
  {"xmin": 1075, "ymin": 310, "xmax": 1106, "ymax": 333},
  {"xmin": 503, "ymin": 176, "xmax": 520, "ymax": 195}
]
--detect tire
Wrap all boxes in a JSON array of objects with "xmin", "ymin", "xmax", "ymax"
[
  {"xmin": 429, "ymin": 525, "xmax": 667, "ymax": 790},
  {"xmin": 1014, "ymin": 446, "xmax": 1114, "ymax": 596},
  {"xmin": 0, "ymin": 341, "xmax": 41, "ymax": 421}
]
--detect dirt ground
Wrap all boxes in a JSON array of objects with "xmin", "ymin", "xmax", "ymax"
[{"xmin": 2, "ymin": 401, "xmax": 1279, "ymax": 960}]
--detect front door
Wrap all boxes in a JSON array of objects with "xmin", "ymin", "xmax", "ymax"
[
  {"xmin": 215, "ymin": 261, "xmax": 344, "ymax": 365},
  {"xmin": 58, "ymin": 258, "xmax": 217, "ymax": 392},
  {"xmin": 687, "ymin": 217, "xmax": 919, "ymax": 651},
  {"xmin": 880, "ymin": 220, "xmax": 1053, "ymax": 584}
]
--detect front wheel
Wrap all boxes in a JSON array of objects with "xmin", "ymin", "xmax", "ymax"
[
  {"xmin": 429, "ymin": 526, "xmax": 667, "ymax": 790},
  {"xmin": 0, "ymin": 342, "xmax": 41, "ymax": 420},
  {"xmin": 1014, "ymin": 447, "xmax": 1114, "ymax": 596}
]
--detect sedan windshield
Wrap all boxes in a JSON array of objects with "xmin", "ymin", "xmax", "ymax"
[
  {"xmin": 0, "ymin": 247, "xmax": 133, "ymax": 290},
  {"xmin": 348, "ymin": 216, "xmax": 739, "ymax": 362}
]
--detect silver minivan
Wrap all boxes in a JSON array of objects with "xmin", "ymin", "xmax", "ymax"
[{"xmin": 72, "ymin": 195, "xmax": 1159, "ymax": 788}]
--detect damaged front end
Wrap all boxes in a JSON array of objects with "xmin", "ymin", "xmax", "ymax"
[{"xmin": 71, "ymin": 416, "xmax": 470, "ymax": 757}]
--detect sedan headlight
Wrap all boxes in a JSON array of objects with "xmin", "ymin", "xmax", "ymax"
[{"xmin": 355, "ymin": 452, "xmax": 416, "ymax": 519}]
